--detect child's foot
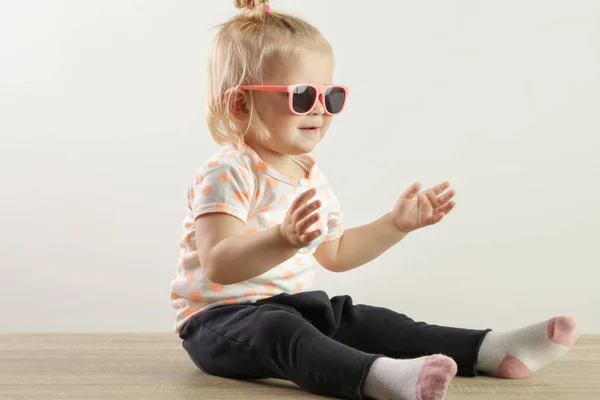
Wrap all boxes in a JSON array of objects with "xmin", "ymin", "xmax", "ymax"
[
  {"xmin": 363, "ymin": 355, "xmax": 457, "ymax": 400},
  {"xmin": 476, "ymin": 315, "xmax": 579, "ymax": 378}
]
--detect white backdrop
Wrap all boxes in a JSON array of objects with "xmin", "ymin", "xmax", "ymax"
[{"xmin": 1, "ymin": 0, "xmax": 598, "ymax": 333}]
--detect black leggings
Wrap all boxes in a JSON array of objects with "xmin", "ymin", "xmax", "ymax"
[{"xmin": 180, "ymin": 290, "xmax": 491, "ymax": 400}]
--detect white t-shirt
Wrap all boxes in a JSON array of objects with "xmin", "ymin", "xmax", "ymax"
[{"xmin": 170, "ymin": 142, "xmax": 344, "ymax": 333}]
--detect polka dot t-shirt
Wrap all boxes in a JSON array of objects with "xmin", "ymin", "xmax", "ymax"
[{"xmin": 170, "ymin": 142, "xmax": 344, "ymax": 333}]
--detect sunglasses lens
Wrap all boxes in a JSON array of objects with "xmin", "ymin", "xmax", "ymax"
[
  {"xmin": 292, "ymin": 85, "xmax": 317, "ymax": 113},
  {"xmin": 325, "ymin": 87, "xmax": 346, "ymax": 114}
]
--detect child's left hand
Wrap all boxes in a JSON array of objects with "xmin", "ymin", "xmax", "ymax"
[{"xmin": 391, "ymin": 181, "xmax": 456, "ymax": 233}]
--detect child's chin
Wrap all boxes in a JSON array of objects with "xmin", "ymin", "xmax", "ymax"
[{"xmin": 290, "ymin": 141, "xmax": 319, "ymax": 154}]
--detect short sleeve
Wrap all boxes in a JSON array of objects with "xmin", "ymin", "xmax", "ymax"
[
  {"xmin": 317, "ymin": 177, "xmax": 343, "ymax": 242},
  {"xmin": 312, "ymin": 166, "xmax": 344, "ymax": 243},
  {"xmin": 323, "ymin": 198, "xmax": 344, "ymax": 242},
  {"xmin": 189, "ymin": 157, "xmax": 254, "ymax": 224}
]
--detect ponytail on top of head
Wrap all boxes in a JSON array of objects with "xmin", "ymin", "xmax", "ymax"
[{"xmin": 234, "ymin": 0, "xmax": 271, "ymax": 19}]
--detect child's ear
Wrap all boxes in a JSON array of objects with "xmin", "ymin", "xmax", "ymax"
[{"xmin": 226, "ymin": 90, "xmax": 249, "ymax": 120}]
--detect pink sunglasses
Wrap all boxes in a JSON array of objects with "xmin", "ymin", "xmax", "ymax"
[{"xmin": 239, "ymin": 84, "xmax": 349, "ymax": 116}]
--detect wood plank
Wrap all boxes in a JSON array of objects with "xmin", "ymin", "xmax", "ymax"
[{"xmin": 0, "ymin": 334, "xmax": 597, "ymax": 399}]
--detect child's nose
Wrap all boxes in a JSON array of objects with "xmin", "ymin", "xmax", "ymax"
[{"xmin": 310, "ymin": 95, "xmax": 326, "ymax": 115}]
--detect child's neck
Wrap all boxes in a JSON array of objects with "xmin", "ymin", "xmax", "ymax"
[{"xmin": 244, "ymin": 140, "xmax": 309, "ymax": 180}]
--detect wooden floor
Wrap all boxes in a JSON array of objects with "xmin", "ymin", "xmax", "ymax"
[{"xmin": 0, "ymin": 334, "xmax": 598, "ymax": 400}]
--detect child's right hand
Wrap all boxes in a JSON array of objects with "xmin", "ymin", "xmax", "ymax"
[{"xmin": 279, "ymin": 188, "xmax": 323, "ymax": 248}]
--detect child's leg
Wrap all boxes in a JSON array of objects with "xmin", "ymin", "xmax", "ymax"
[
  {"xmin": 180, "ymin": 299, "xmax": 456, "ymax": 400},
  {"xmin": 327, "ymin": 295, "xmax": 492, "ymax": 377},
  {"xmin": 326, "ymin": 294, "xmax": 578, "ymax": 379}
]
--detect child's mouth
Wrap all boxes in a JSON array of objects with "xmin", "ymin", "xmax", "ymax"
[{"xmin": 299, "ymin": 127, "xmax": 320, "ymax": 133}]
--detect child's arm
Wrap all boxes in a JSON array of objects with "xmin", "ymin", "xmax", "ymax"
[
  {"xmin": 196, "ymin": 188, "xmax": 323, "ymax": 285},
  {"xmin": 314, "ymin": 213, "xmax": 406, "ymax": 273},
  {"xmin": 315, "ymin": 181, "xmax": 455, "ymax": 273}
]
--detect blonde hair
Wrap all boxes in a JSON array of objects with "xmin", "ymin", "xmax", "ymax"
[{"xmin": 206, "ymin": 0, "xmax": 333, "ymax": 144}]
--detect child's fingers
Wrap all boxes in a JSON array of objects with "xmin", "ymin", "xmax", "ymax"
[
  {"xmin": 297, "ymin": 211, "xmax": 320, "ymax": 234},
  {"xmin": 294, "ymin": 199, "xmax": 321, "ymax": 222},
  {"xmin": 402, "ymin": 181, "xmax": 421, "ymax": 199},
  {"xmin": 433, "ymin": 189, "xmax": 455, "ymax": 207},
  {"xmin": 301, "ymin": 229, "xmax": 322, "ymax": 244},
  {"xmin": 289, "ymin": 188, "xmax": 317, "ymax": 213},
  {"xmin": 437, "ymin": 201, "xmax": 455, "ymax": 215},
  {"xmin": 430, "ymin": 181, "xmax": 450, "ymax": 196},
  {"xmin": 430, "ymin": 212, "xmax": 445, "ymax": 225}
]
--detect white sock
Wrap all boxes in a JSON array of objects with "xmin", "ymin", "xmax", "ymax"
[
  {"xmin": 476, "ymin": 315, "xmax": 579, "ymax": 378},
  {"xmin": 363, "ymin": 355, "xmax": 457, "ymax": 400}
]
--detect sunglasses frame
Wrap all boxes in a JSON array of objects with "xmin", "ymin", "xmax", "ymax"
[{"xmin": 239, "ymin": 84, "xmax": 350, "ymax": 116}]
